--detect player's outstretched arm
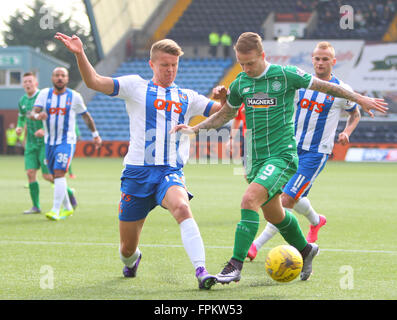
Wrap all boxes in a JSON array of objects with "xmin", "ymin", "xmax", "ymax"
[
  {"xmin": 171, "ymin": 102, "xmax": 237, "ymax": 135},
  {"xmin": 54, "ymin": 32, "xmax": 114, "ymax": 95},
  {"xmin": 309, "ymin": 77, "xmax": 388, "ymax": 118}
]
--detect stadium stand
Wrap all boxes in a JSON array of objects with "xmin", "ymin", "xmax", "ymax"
[
  {"xmin": 305, "ymin": 0, "xmax": 396, "ymax": 40},
  {"xmin": 166, "ymin": 0, "xmax": 272, "ymax": 44},
  {"xmin": 336, "ymin": 119, "xmax": 397, "ymax": 143},
  {"xmin": 166, "ymin": 0, "xmax": 396, "ymax": 43}
]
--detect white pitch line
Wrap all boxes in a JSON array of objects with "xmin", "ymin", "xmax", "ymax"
[{"xmin": 0, "ymin": 239, "xmax": 396, "ymax": 255}]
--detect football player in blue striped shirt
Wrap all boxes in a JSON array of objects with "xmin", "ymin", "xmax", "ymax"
[
  {"xmin": 32, "ymin": 67, "xmax": 102, "ymax": 221},
  {"xmin": 55, "ymin": 32, "xmax": 223, "ymax": 289}
]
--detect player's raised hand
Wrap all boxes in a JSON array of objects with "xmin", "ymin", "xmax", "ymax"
[
  {"xmin": 356, "ymin": 95, "xmax": 388, "ymax": 118},
  {"xmin": 54, "ymin": 32, "xmax": 84, "ymax": 55}
]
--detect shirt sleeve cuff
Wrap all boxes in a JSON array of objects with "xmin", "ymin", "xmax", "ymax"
[
  {"xmin": 306, "ymin": 75, "xmax": 314, "ymax": 89},
  {"xmin": 203, "ymin": 101, "xmax": 215, "ymax": 117},
  {"xmin": 346, "ymin": 104, "xmax": 358, "ymax": 112},
  {"xmin": 108, "ymin": 78, "xmax": 120, "ymax": 97}
]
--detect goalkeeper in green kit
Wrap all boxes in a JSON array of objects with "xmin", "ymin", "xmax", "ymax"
[
  {"xmin": 16, "ymin": 72, "xmax": 77, "ymax": 214},
  {"xmin": 171, "ymin": 32, "xmax": 388, "ymax": 283}
]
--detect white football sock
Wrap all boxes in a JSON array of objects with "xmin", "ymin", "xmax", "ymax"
[
  {"xmin": 293, "ymin": 197, "xmax": 320, "ymax": 226},
  {"xmin": 52, "ymin": 177, "xmax": 67, "ymax": 215},
  {"xmin": 63, "ymin": 188, "xmax": 72, "ymax": 211},
  {"xmin": 119, "ymin": 247, "xmax": 141, "ymax": 268},
  {"xmin": 254, "ymin": 222, "xmax": 279, "ymax": 250},
  {"xmin": 180, "ymin": 218, "xmax": 205, "ymax": 270}
]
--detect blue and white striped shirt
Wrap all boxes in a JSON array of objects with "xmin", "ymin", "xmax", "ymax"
[
  {"xmin": 34, "ymin": 88, "xmax": 87, "ymax": 146},
  {"xmin": 110, "ymin": 75, "xmax": 214, "ymax": 168},
  {"xmin": 294, "ymin": 75, "xmax": 357, "ymax": 154}
]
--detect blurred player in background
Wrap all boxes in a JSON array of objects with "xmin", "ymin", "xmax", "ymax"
[
  {"xmin": 32, "ymin": 67, "xmax": 102, "ymax": 221},
  {"xmin": 172, "ymin": 32, "xmax": 387, "ymax": 284},
  {"xmin": 248, "ymin": 41, "xmax": 363, "ymax": 260},
  {"xmin": 55, "ymin": 32, "xmax": 223, "ymax": 290},
  {"xmin": 17, "ymin": 72, "xmax": 78, "ymax": 214},
  {"xmin": 68, "ymin": 123, "xmax": 80, "ymax": 179},
  {"xmin": 6, "ymin": 122, "xmax": 18, "ymax": 154},
  {"xmin": 16, "ymin": 72, "xmax": 53, "ymax": 214}
]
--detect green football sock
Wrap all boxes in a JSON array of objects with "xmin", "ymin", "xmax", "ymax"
[
  {"xmin": 29, "ymin": 181, "xmax": 40, "ymax": 209},
  {"xmin": 274, "ymin": 209, "xmax": 307, "ymax": 251},
  {"xmin": 232, "ymin": 209, "xmax": 260, "ymax": 262},
  {"xmin": 67, "ymin": 187, "xmax": 74, "ymax": 198}
]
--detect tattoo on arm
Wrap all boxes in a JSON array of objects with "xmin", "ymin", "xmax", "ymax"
[
  {"xmin": 82, "ymin": 112, "xmax": 97, "ymax": 132},
  {"xmin": 348, "ymin": 108, "xmax": 361, "ymax": 123},
  {"xmin": 345, "ymin": 108, "xmax": 361, "ymax": 132},
  {"xmin": 310, "ymin": 78, "xmax": 358, "ymax": 102},
  {"xmin": 196, "ymin": 104, "xmax": 238, "ymax": 131}
]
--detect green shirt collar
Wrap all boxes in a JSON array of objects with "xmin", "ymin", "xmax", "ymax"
[{"xmin": 252, "ymin": 62, "xmax": 272, "ymax": 79}]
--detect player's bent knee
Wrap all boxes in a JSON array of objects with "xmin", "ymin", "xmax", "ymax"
[
  {"xmin": 241, "ymin": 192, "xmax": 260, "ymax": 210},
  {"xmin": 26, "ymin": 169, "xmax": 37, "ymax": 182},
  {"xmin": 171, "ymin": 201, "xmax": 192, "ymax": 223},
  {"xmin": 281, "ymin": 193, "xmax": 296, "ymax": 209}
]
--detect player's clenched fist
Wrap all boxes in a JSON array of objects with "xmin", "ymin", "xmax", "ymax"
[
  {"xmin": 30, "ymin": 111, "xmax": 47, "ymax": 121},
  {"xmin": 212, "ymin": 85, "xmax": 228, "ymax": 105}
]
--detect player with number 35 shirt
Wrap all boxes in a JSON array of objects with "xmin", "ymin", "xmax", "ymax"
[
  {"xmin": 32, "ymin": 67, "xmax": 101, "ymax": 221},
  {"xmin": 34, "ymin": 86, "xmax": 86, "ymax": 173}
]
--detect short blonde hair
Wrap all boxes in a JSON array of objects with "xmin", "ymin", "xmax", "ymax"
[
  {"xmin": 150, "ymin": 39, "xmax": 184, "ymax": 60},
  {"xmin": 314, "ymin": 41, "xmax": 335, "ymax": 57},
  {"xmin": 234, "ymin": 32, "xmax": 263, "ymax": 55}
]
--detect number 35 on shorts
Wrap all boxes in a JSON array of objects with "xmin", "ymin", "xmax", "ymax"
[{"xmin": 56, "ymin": 153, "xmax": 70, "ymax": 169}]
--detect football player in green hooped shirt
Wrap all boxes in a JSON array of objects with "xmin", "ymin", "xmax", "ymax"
[
  {"xmin": 171, "ymin": 32, "xmax": 388, "ymax": 284},
  {"xmin": 16, "ymin": 72, "xmax": 76, "ymax": 214}
]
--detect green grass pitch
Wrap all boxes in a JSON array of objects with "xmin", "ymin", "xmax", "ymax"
[{"xmin": 1, "ymin": 155, "xmax": 396, "ymax": 300}]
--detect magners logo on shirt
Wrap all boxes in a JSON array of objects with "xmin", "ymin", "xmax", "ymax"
[{"xmin": 246, "ymin": 93, "xmax": 277, "ymax": 109}]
